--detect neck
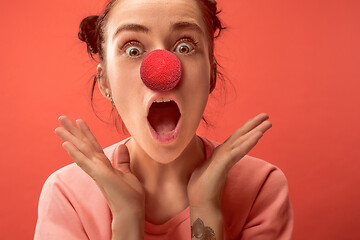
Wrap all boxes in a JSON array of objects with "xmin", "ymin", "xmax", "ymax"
[{"xmin": 125, "ymin": 135, "xmax": 206, "ymax": 190}]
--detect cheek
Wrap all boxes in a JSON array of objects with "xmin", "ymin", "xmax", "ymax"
[
  {"xmin": 180, "ymin": 56, "xmax": 210, "ymax": 127},
  {"xmin": 108, "ymin": 62, "xmax": 143, "ymax": 119},
  {"xmin": 182, "ymin": 57, "xmax": 211, "ymax": 97}
]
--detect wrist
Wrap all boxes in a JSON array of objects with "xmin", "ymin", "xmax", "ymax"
[
  {"xmin": 111, "ymin": 212, "xmax": 145, "ymax": 240},
  {"xmin": 190, "ymin": 206, "xmax": 223, "ymax": 220},
  {"xmin": 190, "ymin": 201, "xmax": 222, "ymax": 211},
  {"xmin": 112, "ymin": 203, "xmax": 145, "ymax": 216}
]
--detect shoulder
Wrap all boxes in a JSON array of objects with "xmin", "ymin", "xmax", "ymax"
[{"xmin": 230, "ymin": 154, "xmax": 288, "ymax": 191}]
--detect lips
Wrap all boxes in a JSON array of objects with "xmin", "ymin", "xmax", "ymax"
[{"xmin": 146, "ymin": 94, "xmax": 182, "ymax": 144}]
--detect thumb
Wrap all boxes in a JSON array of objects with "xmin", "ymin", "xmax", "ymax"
[{"xmin": 114, "ymin": 144, "xmax": 131, "ymax": 174}]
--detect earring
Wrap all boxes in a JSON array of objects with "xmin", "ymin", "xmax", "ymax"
[{"xmin": 105, "ymin": 92, "xmax": 116, "ymax": 108}]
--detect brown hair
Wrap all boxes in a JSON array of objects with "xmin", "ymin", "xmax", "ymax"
[{"xmin": 78, "ymin": 0, "xmax": 226, "ymax": 133}]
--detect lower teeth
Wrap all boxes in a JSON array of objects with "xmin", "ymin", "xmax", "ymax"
[{"xmin": 157, "ymin": 129, "xmax": 175, "ymax": 135}]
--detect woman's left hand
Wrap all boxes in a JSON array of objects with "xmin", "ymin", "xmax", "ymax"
[{"xmin": 187, "ymin": 113, "xmax": 272, "ymax": 209}]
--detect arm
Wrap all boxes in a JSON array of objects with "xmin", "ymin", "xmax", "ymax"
[{"xmin": 240, "ymin": 168, "xmax": 294, "ymax": 240}]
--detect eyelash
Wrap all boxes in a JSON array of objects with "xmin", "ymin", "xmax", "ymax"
[{"xmin": 119, "ymin": 36, "xmax": 199, "ymax": 58}]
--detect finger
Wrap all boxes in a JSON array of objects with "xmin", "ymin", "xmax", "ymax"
[
  {"xmin": 62, "ymin": 141, "xmax": 95, "ymax": 176},
  {"xmin": 114, "ymin": 144, "xmax": 131, "ymax": 174},
  {"xmin": 224, "ymin": 113, "xmax": 269, "ymax": 144},
  {"xmin": 233, "ymin": 120, "xmax": 272, "ymax": 146},
  {"xmin": 238, "ymin": 113, "xmax": 269, "ymax": 136},
  {"xmin": 76, "ymin": 119, "xmax": 104, "ymax": 153},
  {"xmin": 55, "ymin": 126, "xmax": 94, "ymax": 160},
  {"xmin": 229, "ymin": 131, "xmax": 263, "ymax": 168},
  {"xmin": 245, "ymin": 120, "xmax": 272, "ymax": 137},
  {"xmin": 58, "ymin": 115, "xmax": 86, "ymax": 141}
]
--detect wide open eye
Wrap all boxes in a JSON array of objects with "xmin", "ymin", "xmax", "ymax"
[
  {"xmin": 175, "ymin": 42, "xmax": 194, "ymax": 54},
  {"xmin": 125, "ymin": 46, "xmax": 144, "ymax": 58}
]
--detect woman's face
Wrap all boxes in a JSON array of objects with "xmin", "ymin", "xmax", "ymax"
[{"xmin": 100, "ymin": 0, "xmax": 211, "ymax": 163}]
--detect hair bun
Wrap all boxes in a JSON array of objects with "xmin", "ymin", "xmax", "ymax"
[{"xmin": 78, "ymin": 15, "xmax": 99, "ymax": 55}]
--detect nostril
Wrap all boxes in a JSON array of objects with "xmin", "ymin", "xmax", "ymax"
[{"xmin": 140, "ymin": 49, "xmax": 182, "ymax": 91}]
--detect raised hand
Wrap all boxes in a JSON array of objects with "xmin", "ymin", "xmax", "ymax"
[
  {"xmin": 54, "ymin": 116, "xmax": 145, "ymax": 216},
  {"xmin": 187, "ymin": 113, "xmax": 272, "ymax": 209}
]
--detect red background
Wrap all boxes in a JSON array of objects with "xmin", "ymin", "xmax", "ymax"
[{"xmin": 1, "ymin": 0, "xmax": 359, "ymax": 239}]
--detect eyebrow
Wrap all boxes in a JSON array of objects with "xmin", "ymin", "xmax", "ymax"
[
  {"xmin": 170, "ymin": 21, "xmax": 203, "ymax": 35},
  {"xmin": 112, "ymin": 24, "xmax": 149, "ymax": 41},
  {"xmin": 112, "ymin": 21, "xmax": 203, "ymax": 41}
]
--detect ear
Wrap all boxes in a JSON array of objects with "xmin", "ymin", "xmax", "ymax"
[{"xmin": 97, "ymin": 64, "xmax": 111, "ymax": 97}]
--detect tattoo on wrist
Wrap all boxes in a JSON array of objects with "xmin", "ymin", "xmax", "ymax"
[{"xmin": 191, "ymin": 218, "xmax": 216, "ymax": 240}]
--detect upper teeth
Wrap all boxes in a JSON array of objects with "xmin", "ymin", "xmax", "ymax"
[{"xmin": 154, "ymin": 97, "xmax": 172, "ymax": 103}]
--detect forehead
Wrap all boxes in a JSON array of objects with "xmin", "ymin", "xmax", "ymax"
[{"xmin": 106, "ymin": 0, "xmax": 205, "ymax": 40}]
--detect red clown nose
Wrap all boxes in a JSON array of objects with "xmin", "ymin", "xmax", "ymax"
[{"xmin": 140, "ymin": 49, "xmax": 182, "ymax": 91}]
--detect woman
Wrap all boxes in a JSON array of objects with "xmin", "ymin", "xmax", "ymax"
[{"xmin": 35, "ymin": 0, "xmax": 293, "ymax": 239}]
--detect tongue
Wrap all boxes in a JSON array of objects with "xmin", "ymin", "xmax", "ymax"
[{"xmin": 148, "ymin": 102, "xmax": 180, "ymax": 133}]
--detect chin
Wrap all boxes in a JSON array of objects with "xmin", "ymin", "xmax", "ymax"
[
  {"xmin": 147, "ymin": 135, "xmax": 190, "ymax": 164},
  {"xmin": 145, "ymin": 129, "xmax": 198, "ymax": 165}
]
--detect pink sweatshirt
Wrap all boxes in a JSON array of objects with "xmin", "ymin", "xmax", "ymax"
[{"xmin": 34, "ymin": 136, "xmax": 293, "ymax": 239}]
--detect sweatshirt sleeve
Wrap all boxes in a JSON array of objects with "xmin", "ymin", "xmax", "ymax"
[
  {"xmin": 34, "ymin": 172, "xmax": 89, "ymax": 240},
  {"xmin": 239, "ymin": 168, "xmax": 294, "ymax": 240}
]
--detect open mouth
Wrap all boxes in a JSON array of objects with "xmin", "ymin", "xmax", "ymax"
[{"xmin": 147, "ymin": 97, "xmax": 182, "ymax": 143}]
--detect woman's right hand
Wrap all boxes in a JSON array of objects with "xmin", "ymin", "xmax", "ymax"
[{"xmin": 54, "ymin": 116, "xmax": 145, "ymax": 218}]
